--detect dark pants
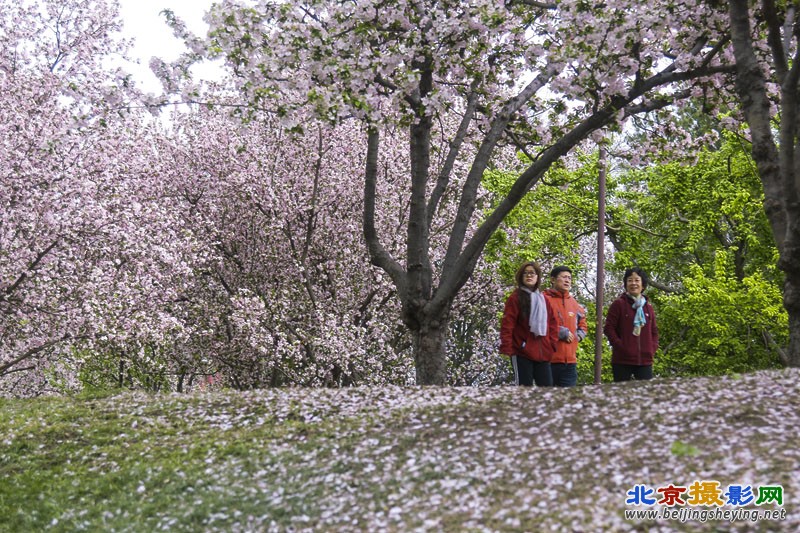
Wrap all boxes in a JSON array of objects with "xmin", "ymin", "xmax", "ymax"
[
  {"xmin": 551, "ymin": 363, "xmax": 577, "ymax": 387},
  {"xmin": 612, "ymin": 364, "xmax": 653, "ymax": 382},
  {"xmin": 512, "ymin": 356, "xmax": 553, "ymax": 387}
]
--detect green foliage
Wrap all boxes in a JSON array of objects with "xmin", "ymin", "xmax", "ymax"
[
  {"xmin": 609, "ymin": 135, "xmax": 786, "ymax": 376},
  {"xmin": 654, "ymin": 257, "xmax": 787, "ymax": 376},
  {"xmin": 75, "ymin": 344, "xmax": 180, "ymax": 394},
  {"xmin": 575, "ymin": 300, "xmax": 612, "ymax": 385},
  {"xmin": 483, "ymin": 153, "xmax": 600, "ymax": 286},
  {"xmin": 607, "ymin": 136, "xmax": 776, "ymax": 281},
  {"xmin": 670, "ymin": 440, "xmax": 700, "ymax": 457}
]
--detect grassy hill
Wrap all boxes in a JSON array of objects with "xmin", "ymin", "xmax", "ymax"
[{"xmin": 1, "ymin": 369, "xmax": 797, "ymax": 532}]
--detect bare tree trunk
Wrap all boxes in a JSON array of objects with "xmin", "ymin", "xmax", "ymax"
[
  {"xmin": 728, "ymin": 0, "xmax": 800, "ymax": 366},
  {"xmin": 784, "ymin": 269, "xmax": 800, "ymax": 366},
  {"xmin": 411, "ymin": 311, "xmax": 450, "ymax": 385},
  {"xmin": 788, "ymin": 312, "xmax": 800, "ymax": 366}
]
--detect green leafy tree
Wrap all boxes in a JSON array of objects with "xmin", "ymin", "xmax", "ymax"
[
  {"xmin": 483, "ymin": 155, "xmax": 600, "ymax": 282},
  {"xmin": 607, "ymin": 136, "xmax": 787, "ymax": 375}
]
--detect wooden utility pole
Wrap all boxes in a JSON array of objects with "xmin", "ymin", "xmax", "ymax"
[{"xmin": 594, "ymin": 142, "xmax": 607, "ymax": 385}]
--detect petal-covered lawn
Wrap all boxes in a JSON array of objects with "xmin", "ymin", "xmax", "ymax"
[{"xmin": 1, "ymin": 369, "xmax": 797, "ymax": 532}]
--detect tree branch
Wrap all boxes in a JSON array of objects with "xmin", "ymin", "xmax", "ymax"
[
  {"xmin": 438, "ymin": 62, "xmax": 562, "ymax": 300},
  {"xmin": 505, "ymin": 0, "xmax": 557, "ymax": 8},
  {"xmin": 2, "ymin": 239, "xmax": 60, "ymax": 302},
  {"xmin": 0, "ymin": 336, "xmax": 70, "ymax": 376},
  {"xmin": 762, "ymin": 0, "xmax": 789, "ymax": 81},
  {"xmin": 363, "ymin": 128, "xmax": 406, "ymax": 295},
  {"xmin": 763, "ymin": 328, "xmax": 789, "ymax": 365},
  {"xmin": 426, "ymin": 84, "xmax": 479, "ymax": 230}
]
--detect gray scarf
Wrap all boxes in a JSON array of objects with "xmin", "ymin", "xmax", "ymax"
[{"xmin": 521, "ymin": 287, "xmax": 548, "ymax": 336}]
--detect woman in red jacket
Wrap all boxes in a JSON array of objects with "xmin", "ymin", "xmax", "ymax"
[
  {"xmin": 500, "ymin": 261, "xmax": 558, "ymax": 386},
  {"xmin": 603, "ymin": 267, "xmax": 659, "ymax": 382}
]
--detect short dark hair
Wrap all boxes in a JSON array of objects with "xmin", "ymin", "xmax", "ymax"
[
  {"xmin": 623, "ymin": 267, "xmax": 649, "ymax": 289},
  {"xmin": 550, "ymin": 265, "xmax": 572, "ymax": 279}
]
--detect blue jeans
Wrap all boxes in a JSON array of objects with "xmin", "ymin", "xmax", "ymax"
[{"xmin": 551, "ymin": 363, "xmax": 577, "ymax": 387}]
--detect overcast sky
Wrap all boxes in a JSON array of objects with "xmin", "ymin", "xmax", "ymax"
[{"xmin": 117, "ymin": 0, "xmax": 218, "ymax": 92}]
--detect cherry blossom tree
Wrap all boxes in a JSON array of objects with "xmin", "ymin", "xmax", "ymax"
[
  {"xmin": 148, "ymin": 102, "xmax": 507, "ymax": 388},
  {"xmin": 152, "ymin": 107, "xmax": 413, "ymax": 387},
  {"xmin": 196, "ymin": 0, "xmax": 734, "ymax": 384},
  {"xmin": 727, "ymin": 0, "xmax": 800, "ymax": 366},
  {"xmin": 0, "ymin": 0, "xmax": 200, "ymax": 395}
]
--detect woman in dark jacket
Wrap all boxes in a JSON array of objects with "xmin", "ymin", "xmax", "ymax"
[
  {"xmin": 500, "ymin": 261, "xmax": 558, "ymax": 386},
  {"xmin": 604, "ymin": 268, "xmax": 659, "ymax": 382}
]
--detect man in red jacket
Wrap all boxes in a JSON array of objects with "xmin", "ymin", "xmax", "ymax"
[
  {"xmin": 544, "ymin": 266, "xmax": 588, "ymax": 387},
  {"xmin": 603, "ymin": 267, "xmax": 659, "ymax": 382}
]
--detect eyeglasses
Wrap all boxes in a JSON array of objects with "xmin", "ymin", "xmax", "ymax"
[{"xmin": 523, "ymin": 271, "xmax": 538, "ymax": 277}]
